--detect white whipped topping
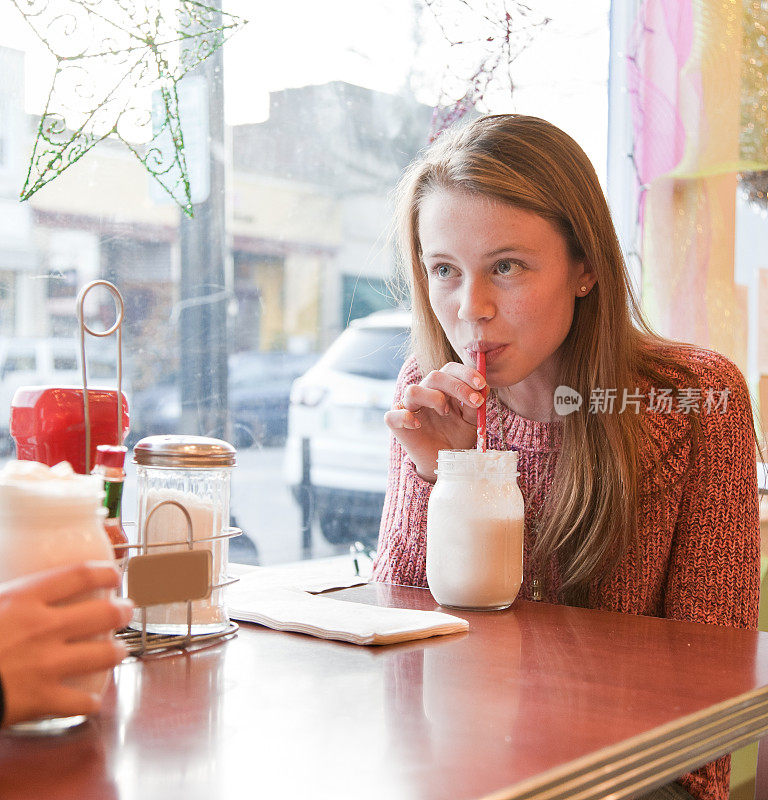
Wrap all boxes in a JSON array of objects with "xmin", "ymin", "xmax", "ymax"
[
  {"xmin": 436, "ymin": 448, "xmax": 519, "ymax": 476},
  {"xmin": 0, "ymin": 460, "xmax": 104, "ymax": 502}
]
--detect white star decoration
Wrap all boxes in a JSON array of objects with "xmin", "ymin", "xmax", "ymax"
[{"xmin": 11, "ymin": 0, "xmax": 246, "ymax": 215}]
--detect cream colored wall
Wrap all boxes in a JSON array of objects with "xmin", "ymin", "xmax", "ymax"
[
  {"xmin": 28, "ymin": 143, "xmax": 178, "ymax": 229},
  {"xmin": 21, "ymin": 133, "xmax": 387, "ymax": 353},
  {"xmin": 283, "ymin": 252, "xmax": 323, "ymax": 350},
  {"xmin": 29, "ymin": 144, "xmax": 343, "ymax": 250},
  {"xmin": 231, "ymin": 174, "xmax": 341, "ymax": 246}
]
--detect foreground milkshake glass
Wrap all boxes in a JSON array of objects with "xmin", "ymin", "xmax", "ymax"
[
  {"xmin": 426, "ymin": 449, "xmax": 524, "ymax": 610},
  {"xmin": 0, "ymin": 460, "xmax": 116, "ymax": 734}
]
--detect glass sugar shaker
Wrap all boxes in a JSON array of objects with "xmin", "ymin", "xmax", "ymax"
[{"xmin": 131, "ymin": 435, "xmax": 236, "ymax": 635}]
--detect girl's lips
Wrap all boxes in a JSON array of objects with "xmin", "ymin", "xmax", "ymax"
[{"xmin": 466, "ymin": 344, "xmax": 508, "ymax": 366}]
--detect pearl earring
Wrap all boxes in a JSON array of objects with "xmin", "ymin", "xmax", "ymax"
[{"xmin": 580, "ymin": 285, "xmax": 588, "ymax": 294}]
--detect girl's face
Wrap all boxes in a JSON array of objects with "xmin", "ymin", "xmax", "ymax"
[{"xmin": 419, "ymin": 189, "xmax": 593, "ymax": 391}]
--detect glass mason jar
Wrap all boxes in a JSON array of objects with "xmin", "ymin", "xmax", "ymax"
[
  {"xmin": 131, "ymin": 435, "xmax": 236, "ymax": 635},
  {"xmin": 426, "ymin": 449, "xmax": 524, "ymax": 611},
  {"xmin": 0, "ymin": 460, "xmax": 115, "ymax": 734}
]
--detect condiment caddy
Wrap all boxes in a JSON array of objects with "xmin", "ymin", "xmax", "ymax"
[
  {"xmin": 9, "ymin": 279, "xmax": 241, "ymax": 657},
  {"xmin": 122, "ymin": 434, "xmax": 241, "ymax": 655}
]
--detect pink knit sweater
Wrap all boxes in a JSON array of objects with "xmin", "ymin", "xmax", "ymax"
[{"xmin": 373, "ymin": 346, "xmax": 760, "ymax": 800}]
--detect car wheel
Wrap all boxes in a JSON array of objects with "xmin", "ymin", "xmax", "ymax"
[
  {"xmin": 232, "ymin": 422, "xmax": 255, "ymax": 450},
  {"xmin": 228, "ymin": 515, "xmax": 260, "ymax": 565},
  {"xmin": 318, "ymin": 511, "xmax": 379, "ymax": 548},
  {"xmin": 318, "ymin": 511, "xmax": 353, "ymax": 544}
]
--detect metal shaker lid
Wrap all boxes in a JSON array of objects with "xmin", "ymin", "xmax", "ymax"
[{"xmin": 133, "ymin": 435, "xmax": 236, "ymax": 468}]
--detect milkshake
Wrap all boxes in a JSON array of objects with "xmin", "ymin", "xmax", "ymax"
[
  {"xmin": 426, "ymin": 449, "xmax": 524, "ymax": 610},
  {"xmin": 0, "ymin": 460, "xmax": 116, "ymax": 732}
]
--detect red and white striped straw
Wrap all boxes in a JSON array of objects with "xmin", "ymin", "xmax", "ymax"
[{"xmin": 476, "ymin": 351, "xmax": 487, "ymax": 452}]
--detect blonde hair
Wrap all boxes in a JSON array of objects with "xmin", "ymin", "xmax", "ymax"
[{"xmin": 395, "ymin": 114, "xmax": 701, "ymax": 605}]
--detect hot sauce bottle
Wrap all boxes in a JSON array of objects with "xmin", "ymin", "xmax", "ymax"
[{"xmin": 91, "ymin": 444, "xmax": 129, "ymax": 562}]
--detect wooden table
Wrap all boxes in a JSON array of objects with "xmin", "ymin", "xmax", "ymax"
[{"xmin": 2, "ymin": 582, "xmax": 768, "ymax": 800}]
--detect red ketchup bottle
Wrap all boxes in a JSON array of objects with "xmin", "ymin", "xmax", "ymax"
[
  {"xmin": 91, "ymin": 444, "xmax": 129, "ymax": 562},
  {"xmin": 10, "ymin": 387, "xmax": 129, "ymax": 474}
]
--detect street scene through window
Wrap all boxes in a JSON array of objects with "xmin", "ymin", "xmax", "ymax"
[{"xmin": 0, "ymin": 0, "xmax": 616, "ymax": 567}]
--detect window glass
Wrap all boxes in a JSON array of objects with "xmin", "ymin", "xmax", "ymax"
[
  {"xmin": 88, "ymin": 359, "xmax": 117, "ymax": 380},
  {"xmin": 0, "ymin": 0, "xmax": 611, "ymax": 567},
  {"xmin": 0, "ymin": 97, "xmax": 6, "ymax": 169}
]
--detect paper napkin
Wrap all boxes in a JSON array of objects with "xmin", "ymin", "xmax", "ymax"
[
  {"xmin": 228, "ymin": 562, "xmax": 369, "ymax": 594},
  {"xmin": 227, "ymin": 586, "xmax": 468, "ymax": 646}
]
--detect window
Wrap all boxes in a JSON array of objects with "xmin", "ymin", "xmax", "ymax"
[
  {"xmin": 2, "ymin": 354, "xmax": 35, "ymax": 374},
  {"xmin": 0, "ymin": 96, "xmax": 7, "ymax": 170},
  {"xmin": 0, "ymin": 0, "xmax": 612, "ymax": 566},
  {"xmin": 341, "ymin": 274, "xmax": 399, "ymax": 325},
  {"xmin": 52, "ymin": 355, "xmax": 77, "ymax": 371}
]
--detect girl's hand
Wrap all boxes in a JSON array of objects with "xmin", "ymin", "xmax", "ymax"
[{"xmin": 384, "ymin": 362, "xmax": 487, "ymax": 482}]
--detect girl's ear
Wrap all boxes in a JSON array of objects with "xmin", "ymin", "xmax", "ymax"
[{"xmin": 575, "ymin": 263, "xmax": 596, "ymax": 297}]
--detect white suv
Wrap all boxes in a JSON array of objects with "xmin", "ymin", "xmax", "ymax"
[{"xmin": 284, "ymin": 310, "xmax": 410, "ymax": 547}]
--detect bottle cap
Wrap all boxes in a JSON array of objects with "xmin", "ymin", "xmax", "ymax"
[
  {"xmin": 133, "ymin": 435, "xmax": 236, "ymax": 468},
  {"xmin": 95, "ymin": 444, "xmax": 128, "ymax": 469}
]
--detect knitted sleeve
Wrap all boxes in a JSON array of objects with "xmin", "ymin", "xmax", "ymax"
[
  {"xmin": 663, "ymin": 353, "xmax": 760, "ymax": 800},
  {"xmin": 663, "ymin": 350, "xmax": 760, "ymax": 629},
  {"xmin": 371, "ymin": 356, "xmax": 432, "ymax": 588}
]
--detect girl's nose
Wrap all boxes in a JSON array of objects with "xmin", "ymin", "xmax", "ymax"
[{"xmin": 457, "ymin": 278, "xmax": 495, "ymax": 323}]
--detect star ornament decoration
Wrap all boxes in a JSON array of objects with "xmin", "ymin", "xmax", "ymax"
[{"xmin": 11, "ymin": 0, "xmax": 247, "ymax": 216}]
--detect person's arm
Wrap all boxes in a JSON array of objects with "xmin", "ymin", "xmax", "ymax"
[
  {"xmin": 372, "ymin": 358, "xmax": 435, "ymax": 588},
  {"xmin": 664, "ymin": 352, "xmax": 760, "ymax": 629},
  {"xmin": 0, "ymin": 563, "xmax": 133, "ymax": 727},
  {"xmin": 373, "ymin": 350, "xmax": 489, "ymax": 586}
]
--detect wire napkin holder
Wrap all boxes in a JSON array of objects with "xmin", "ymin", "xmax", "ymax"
[{"xmin": 76, "ymin": 280, "xmax": 240, "ymax": 657}]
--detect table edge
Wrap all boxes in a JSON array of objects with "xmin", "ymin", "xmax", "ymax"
[{"xmin": 479, "ymin": 685, "xmax": 768, "ymax": 800}]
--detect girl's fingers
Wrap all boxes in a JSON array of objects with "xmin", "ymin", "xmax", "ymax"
[
  {"xmin": 385, "ymin": 409, "xmax": 421, "ymax": 430},
  {"xmin": 438, "ymin": 361, "xmax": 487, "ymax": 391},
  {"xmin": 386, "ymin": 361, "xmax": 487, "ymax": 433},
  {"xmin": 401, "ymin": 384, "xmax": 452, "ymax": 416},
  {"xmin": 34, "ymin": 685, "xmax": 103, "ymax": 722},
  {"xmin": 421, "ymin": 367, "xmax": 486, "ymax": 409}
]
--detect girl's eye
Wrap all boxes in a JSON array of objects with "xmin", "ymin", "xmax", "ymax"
[
  {"xmin": 436, "ymin": 264, "xmax": 453, "ymax": 278},
  {"xmin": 496, "ymin": 259, "xmax": 521, "ymax": 275}
]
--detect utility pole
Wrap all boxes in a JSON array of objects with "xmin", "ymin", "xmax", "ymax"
[{"xmin": 178, "ymin": 0, "xmax": 229, "ymax": 440}]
